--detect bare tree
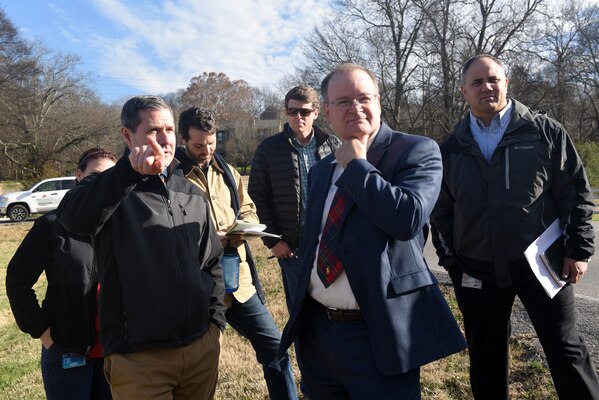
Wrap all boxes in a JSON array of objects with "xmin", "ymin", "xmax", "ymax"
[
  {"xmin": 301, "ymin": 0, "xmax": 427, "ymax": 130},
  {"xmin": 298, "ymin": 0, "xmax": 546, "ymax": 138},
  {"xmin": 413, "ymin": 0, "xmax": 466, "ymax": 136},
  {"xmin": 463, "ymin": 0, "xmax": 544, "ymax": 57},
  {"xmin": 574, "ymin": 3, "xmax": 599, "ymax": 139},
  {"xmin": 222, "ymin": 122, "xmax": 261, "ymax": 174},
  {"xmin": 178, "ymin": 72, "xmax": 268, "ymax": 169},
  {"xmin": 0, "ymin": 9, "xmax": 36, "ymax": 89},
  {"xmin": 511, "ymin": 3, "xmax": 582, "ymax": 124},
  {"xmin": 254, "ymin": 86, "xmax": 284, "ymax": 117},
  {"xmin": 278, "ymin": 66, "xmax": 324, "ymax": 96},
  {"xmin": 0, "ymin": 45, "xmax": 117, "ymax": 182}
]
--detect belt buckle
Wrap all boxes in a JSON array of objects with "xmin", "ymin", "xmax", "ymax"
[{"xmin": 326, "ymin": 307, "xmax": 335, "ymax": 320}]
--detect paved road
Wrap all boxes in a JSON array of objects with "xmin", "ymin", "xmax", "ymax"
[{"xmin": 424, "ymin": 220, "xmax": 599, "ymax": 370}]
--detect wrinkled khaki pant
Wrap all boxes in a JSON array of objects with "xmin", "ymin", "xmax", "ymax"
[{"xmin": 104, "ymin": 324, "xmax": 221, "ymax": 400}]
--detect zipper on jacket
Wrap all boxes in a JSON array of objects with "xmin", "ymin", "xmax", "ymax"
[
  {"xmin": 111, "ymin": 260, "xmax": 128, "ymax": 342},
  {"xmin": 505, "ymin": 146, "xmax": 510, "ymax": 190},
  {"xmin": 122, "ymin": 316, "xmax": 128, "ymax": 340},
  {"xmin": 120, "ymin": 278, "xmax": 129, "ymax": 341},
  {"xmin": 162, "ymin": 185, "xmax": 188, "ymax": 342},
  {"xmin": 167, "ymin": 199, "xmax": 174, "ymax": 216}
]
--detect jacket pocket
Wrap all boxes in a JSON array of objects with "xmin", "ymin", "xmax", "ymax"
[
  {"xmin": 48, "ymin": 282, "xmax": 93, "ymax": 352},
  {"xmin": 183, "ymin": 258, "xmax": 214, "ymax": 334}
]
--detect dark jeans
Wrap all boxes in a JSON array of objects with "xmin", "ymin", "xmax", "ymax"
[
  {"xmin": 449, "ymin": 260, "xmax": 599, "ymax": 400},
  {"xmin": 41, "ymin": 344, "xmax": 111, "ymax": 400},
  {"xmin": 226, "ymin": 293, "xmax": 298, "ymax": 400}
]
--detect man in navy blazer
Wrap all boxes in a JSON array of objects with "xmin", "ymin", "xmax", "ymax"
[{"xmin": 279, "ymin": 63, "xmax": 467, "ymax": 399}]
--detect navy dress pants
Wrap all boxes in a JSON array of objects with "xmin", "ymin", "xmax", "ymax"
[{"xmin": 296, "ymin": 298, "xmax": 421, "ymax": 400}]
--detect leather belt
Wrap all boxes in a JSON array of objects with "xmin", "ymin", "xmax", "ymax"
[{"xmin": 310, "ymin": 297, "xmax": 363, "ymax": 322}]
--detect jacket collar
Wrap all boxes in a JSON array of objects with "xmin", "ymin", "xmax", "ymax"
[
  {"xmin": 453, "ymin": 98, "xmax": 540, "ymax": 147},
  {"xmin": 166, "ymin": 157, "xmax": 181, "ymax": 179},
  {"xmin": 505, "ymin": 98, "xmax": 540, "ymax": 134},
  {"xmin": 175, "ymin": 146, "xmax": 195, "ymax": 175},
  {"xmin": 283, "ymin": 123, "xmax": 333, "ymax": 147}
]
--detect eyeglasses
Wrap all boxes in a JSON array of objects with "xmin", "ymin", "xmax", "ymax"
[
  {"xmin": 286, "ymin": 108, "xmax": 316, "ymax": 117},
  {"xmin": 328, "ymin": 94, "xmax": 379, "ymax": 109}
]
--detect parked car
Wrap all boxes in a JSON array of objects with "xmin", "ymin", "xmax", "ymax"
[{"xmin": 0, "ymin": 177, "xmax": 76, "ymax": 222}]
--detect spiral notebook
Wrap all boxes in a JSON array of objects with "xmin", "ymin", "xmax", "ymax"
[
  {"xmin": 524, "ymin": 218, "xmax": 567, "ymax": 298},
  {"xmin": 539, "ymin": 238, "xmax": 567, "ymax": 286}
]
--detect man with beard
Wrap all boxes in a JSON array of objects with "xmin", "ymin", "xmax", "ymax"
[{"xmin": 176, "ymin": 106, "xmax": 297, "ymax": 400}]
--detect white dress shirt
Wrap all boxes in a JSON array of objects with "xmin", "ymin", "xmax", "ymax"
[{"xmin": 308, "ymin": 131, "xmax": 378, "ymax": 309}]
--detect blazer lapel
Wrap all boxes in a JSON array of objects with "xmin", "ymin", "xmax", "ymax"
[{"xmin": 367, "ymin": 123, "xmax": 393, "ymax": 168}]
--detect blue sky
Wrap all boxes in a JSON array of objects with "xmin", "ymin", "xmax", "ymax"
[{"xmin": 2, "ymin": 0, "xmax": 329, "ymax": 103}]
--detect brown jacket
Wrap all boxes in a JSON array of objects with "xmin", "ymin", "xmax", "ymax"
[{"xmin": 184, "ymin": 157, "xmax": 259, "ymax": 304}]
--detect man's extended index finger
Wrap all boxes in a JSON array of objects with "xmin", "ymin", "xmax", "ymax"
[{"xmin": 147, "ymin": 136, "xmax": 164, "ymax": 157}]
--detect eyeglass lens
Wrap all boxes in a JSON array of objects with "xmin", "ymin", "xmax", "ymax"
[{"xmin": 286, "ymin": 108, "xmax": 314, "ymax": 117}]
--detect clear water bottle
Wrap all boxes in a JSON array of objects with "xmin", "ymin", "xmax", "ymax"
[{"xmin": 222, "ymin": 246, "xmax": 240, "ymax": 293}]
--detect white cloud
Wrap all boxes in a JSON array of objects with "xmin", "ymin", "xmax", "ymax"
[{"xmin": 86, "ymin": 0, "xmax": 330, "ymax": 96}]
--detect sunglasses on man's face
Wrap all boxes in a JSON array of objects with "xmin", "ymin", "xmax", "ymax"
[{"xmin": 286, "ymin": 108, "xmax": 315, "ymax": 117}]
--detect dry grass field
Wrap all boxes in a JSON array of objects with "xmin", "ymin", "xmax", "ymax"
[{"xmin": 0, "ymin": 221, "xmax": 558, "ymax": 399}]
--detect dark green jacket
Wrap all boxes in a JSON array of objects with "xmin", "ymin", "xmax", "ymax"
[{"xmin": 431, "ymin": 99, "xmax": 595, "ymax": 287}]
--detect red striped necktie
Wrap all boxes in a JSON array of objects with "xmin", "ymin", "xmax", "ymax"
[{"xmin": 317, "ymin": 190, "xmax": 348, "ymax": 287}]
